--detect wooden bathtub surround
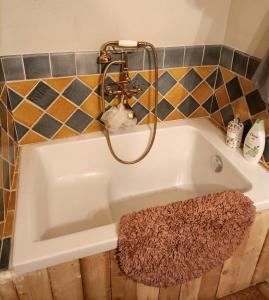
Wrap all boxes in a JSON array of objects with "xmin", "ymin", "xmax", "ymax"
[{"xmin": 1, "ymin": 209, "xmax": 269, "ymax": 300}]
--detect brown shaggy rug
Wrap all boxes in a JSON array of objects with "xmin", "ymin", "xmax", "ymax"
[{"xmin": 117, "ymin": 190, "xmax": 255, "ymax": 287}]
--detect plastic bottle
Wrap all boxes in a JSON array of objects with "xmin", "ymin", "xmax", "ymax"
[{"xmin": 243, "ymin": 119, "xmax": 265, "ymax": 163}]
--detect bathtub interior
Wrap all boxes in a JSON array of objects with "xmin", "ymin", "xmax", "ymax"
[{"xmin": 23, "ymin": 124, "xmax": 251, "ymax": 242}]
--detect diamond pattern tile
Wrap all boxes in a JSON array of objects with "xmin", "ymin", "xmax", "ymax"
[
  {"xmin": 220, "ymin": 105, "xmax": 234, "ymax": 127},
  {"xmin": 13, "ymin": 101, "xmax": 43, "ymax": 127},
  {"xmin": 245, "ymin": 90, "xmax": 266, "ymax": 115},
  {"xmin": 202, "ymin": 96, "xmax": 213, "ymax": 113},
  {"xmin": 48, "ymin": 96, "xmax": 76, "ymax": 122},
  {"xmin": 192, "ymin": 82, "xmax": 213, "ymax": 104},
  {"xmin": 210, "ymin": 95, "xmax": 219, "ymax": 113},
  {"xmin": 132, "ymin": 102, "xmax": 149, "ymax": 123},
  {"xmin": 132, "ymin": 73, "xmax": 151, "ymax": 99},
  {"xmin": 14, "ymin": 122, "xmax": 28, "ymax": 142},
  {"xmin": 178, "ymin": 95, "xmax": 199, "ymax": 117},
  {"xmin": 63, "ymin": 79, "xmax": 91, "ymax": 105},
  {"xmin": 226, "ymin": 77, "xmax": 243, "ymax": 102},
  {"xmin": 179, "ymin": 69, "xmax": 202, "ymax": 92},
  {"xmin": 165, "ymin": 84, "xmax": 188, "ymax": 106},
  {"xmin": 156, "ymin": 99, "xmax": 174, "ymax": 120},
  {"xmin": 33, "ymin": 114, "xmax": 62, "ymax": 138},
  {"xmin": 28, "ymin": 81, "xmax": 59, "ymax": 109},
  {"xmin": 7, "ymin": 89, "xmax": 23, "ymax": 111},
  {"xmin": 66, "ymin": 109, "xmax": 93, "ymax": 133},
  {"xmin": 95, "ymin": 76, "xmax": 118, "ymax": 103},
  {"xmin": 157, "ymin": 72, "xmax": 177, "ymax": 96},
  {"xmin": 206, "ymin": 70, "xmax": 217, "ymax": 88},
  {"xmin": 215, "ymin": 69, "xmax": 224, "ymax": 89}
]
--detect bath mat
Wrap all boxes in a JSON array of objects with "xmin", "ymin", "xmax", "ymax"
[
  {"xmin": 117, "ymin": 190, "xmax": 255, "ymax": 287},
  {"xmin": 219, "ymin": 285, "xmax": 267, "ymax": 300}
]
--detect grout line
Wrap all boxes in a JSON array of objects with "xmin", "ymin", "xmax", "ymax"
[
  {"xmin": 182, "ymin": 46, "xmax": 186, "ymax": 69},
  {"xmin": 245, "ymin": 56, "xmax": 250, "ymax": 78},
  {"xmin": 230, "ymin": 48, "xmax": 235, "ymax": 70},
  {"xmin": 162, "ymin": 48, "xmax": 165, "ymax": 69},
  {"xmin": 48, "ymin": 53, "xmax": 53, "ymax": 78},
  {"xmin": 201, "ymin": 45, "xmax": 206, "ymax": 66},
  {"xmin": 218, "ymin": 45, "xmax": 223, "ymax": 66},
  {"xmin": 20, "ymin": 55, "xmax": 26, "ymax": 80}
]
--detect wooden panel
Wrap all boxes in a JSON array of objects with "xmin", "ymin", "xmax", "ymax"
[
  {"xmin": 198, "ymin": 265, "xmax": 223, "ymax": 300},
  {"xmin": 158, "ymin": 285, "xmax": 181, "ymax": 300},
  {"xmin": 110, "ymin": 250, "xmax": 137, "ymax": 300},
  {"xmin": 252, "ymin": 230, "xmax": 269, "ymax": 284},
  {"xmin": 179, "ymin": 277, "xmax": 201, "ymax": 300},
  {"xmin": 13, "ymin": 269, "xmax": 53, "ymax": 300},
  {"xmin": 0, "ymin": 280, "xmax": 19, "ymax": 300},
  {"xmin": 216, "ymin": 211, "xmax": 269, "ymax": 298},
  {"xmin": 48, "ymin": 260, "xmax": 84, "ymax": 300},
  {"xmin": 80, "ymin": 252, "xmax": 111, "ymax": 300},
  {"xmin": 137, "ymin": 283, "xmax": 159, "ymax": 300}
]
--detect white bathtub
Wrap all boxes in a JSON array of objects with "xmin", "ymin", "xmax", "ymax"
[{"xmin": 13, "ymin": 119, "xmax": 269, "ymax": 275}]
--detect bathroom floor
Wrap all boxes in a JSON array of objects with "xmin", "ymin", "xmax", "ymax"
[{"xmin": 219, "ymin": 284, "xmax": 269, "ymax": 300}]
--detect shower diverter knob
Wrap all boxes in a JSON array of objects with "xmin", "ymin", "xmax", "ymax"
[{"xmin": 118, "ymin": 40, "xmax": 138, "ymax": 47}]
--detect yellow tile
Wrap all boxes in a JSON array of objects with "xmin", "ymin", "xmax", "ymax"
[
  {"xmin": 8, "ymin": 191, "xmax": 16, "ymax": 210},
  {"xmin": 192, "ymin": 82, "xmax": 213, "ymax": 104},
  {"xmin": 169, "ymin": 68, "xmax": 190, "ymax": 81},
  {"xmin": 12, "ymin": 172, "xmax": 18, "ymax": 189},
  {"xmin": 211, "ymin": 111, "xmax": 224, "ymax": 127},
  {"xmin": 165, "ymin": 109, "xmax": 185, "ymax": 121},
  {"xmin": 165, "ymin": 84, "xmax": 188, "ymax": 106},
  {"xmin": 140, "ymin": 70, "xmax": 162, "ymax": 83},
  {"xmin": 215, "ymin": 85, "xmax": 229, "ymax": 108},
  {"xmin": 139, "ymin": 87, "xmax": 161, "ymax": 110},
  {"xmin": 13, "ymin": 101, "xmax": 43, "ymax": 127},
  {"xmin": 252, "ymin": 111, "xmax": 269, "ymax": 135},
  {"xmin": 78, "ymin": 75, "xmax": 101, "ymax": 89},
  {"xmin": 140, "ymin": 113, "xmax": 157, "ymax": 125},
  {"xmin": 220, "ymin": 67, "xmax": 236, "ymax": 83},
  {"xmin": 1, "ymin": 86, "xmax": 8, "ymax": 105},
  {"xmin": 1, "ymin": 129, "xmax": 8, "ymax": 160},
  {"xmin": 232, "ymin": 97, "xmax": 250, "ymax": 122},
  {"xmin": 3, "ymin": 211, "xmax": 14, "ymax": 237},
  {"xmin": 20, "ymin": 131, "xmax": 47, "ymax": 145},
  {"xmin": 84, "ymin": 121, "xmax": 103, "ymax": 133},
  {"xmin": 44, "ymin": 77, "xmax": 73, "ymax": 93},
  {"xmin": 7, "ymin": 80, "xmax": 38, "ymax": 97},
  {"xmin": 48, "ymin": 96, "xmax": 76, "ymax": 122},
  {"xmin": 239, "ymin": 77, "xmax": 256, "ymax": 95},
  {"xmin": 190, "ymin": 106, "xmax": 209, "ymax": 118},
  {"xmin": 80, "ymin": 93, "xmax": 102, "ymax": 118},
  {"xmin": 195, "ymin": 66, "xmax": 216, "ymax": 79},
  {"xmin": 53, "ymin": 126, "xmax": 77, "ymax": 139}
]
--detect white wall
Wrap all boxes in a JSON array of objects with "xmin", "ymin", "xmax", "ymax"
[
  {"xmin": 0, "ymin": 0, "xmax": 231, "ymax": 55},
  {"xmin": 224, "ymin": 0, "xmax": 269, "ymax": 58}
]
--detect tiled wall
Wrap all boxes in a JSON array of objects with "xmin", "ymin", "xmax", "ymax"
[{"xmin": 0, "ymin": 44, "xmax": 268, "ymax": 271}]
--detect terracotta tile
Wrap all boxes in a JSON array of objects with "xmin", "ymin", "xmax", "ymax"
[
  {"xmin": 47, "ymin": 96, "xmax": 76, "ymax": 122},
  {"xmin": 44, "ymin": 77, "xmax": 73, "ymax": 93},
  {"xmin": 84, "ymin": 121, "xmax": 103, "ymax": 133},
  {"xmin": 12, "ymin": 172, "xmax": 18, "ymax": 189},
  {"xmin": 13, "ymin": 101, "xmax": 43, "ymax": 127},
  {"xmin": 53, "ymin": 126, "xmax": 77, "ymax": 139},
  {"xmin": 1, "ymin": 129, "xmax": 9, "ymax": 160},
  {"xmin": 215, "ymin": 85, "xmax": 229, "ymax": 109},
  {"xmin": 8, "ymin": 191, "xmax": 16, "ymax": 210},
  {"xmin": 169, "ymin": 68, "xmax": 190, "ymax": 81},
  {"xmin": 7, "ymin": 80, "xmax": 38, "ymax": 97},
  {"xmin": 80, "ymin": 93, "xmax": 102, "ymax": 118},
  {"xmin": 140, "ymin": 113, "xmax": 158, "ymax": 125},
  {"xmin": 165, "ymin": 84, "xmax": 188, "ymax": 107},
  {"xmin": 232, "ymin": 97, "xmax": 251, "ymax": 122},
  {"xmin": 190, "ymin": 106, "xmax": 209, "ymax": 118},
  {"xmin": 78, "ymin": 75, "xmax": 101, "ymax": 89},
  {"xmin": 20, "ymin": 131, "xmax": 47, "ymax": 145},
  {"xmin": 220, "ymin": 67, "xmax": 236, "ymax": 83},
  {"xmin": 0, "ymin": 158, "xmax": 3, "ymax": 188},
  {"xmin": 165, "ymin": 109, "xmax": 185, "ymax": 121},
  {"xmin": 252, "ymin": 111, "xmax": 269, "ymax": 135},
  {"xmin": 3, "ymin": 211, "xmax": 14, "ymax": 237},
  {"xmin": 139, "ymin": 87, "xmax": 162, "ymax": 110},
  {"xmin": 0, "ymin": 222, "xmax": 4, "ymax": 239},
  {"xmin": 211, "ymin": 110, "xmax": 224, "ymax": 127},
  {"xmin": 195, "ymin": 66, "xmax": 216, "ymax": 79},
  {"xmin": 239, "ymin": 77, "xmax": 256, "ymax": 95},
  {"xmin": 192, "ymin": 82, "xmax": 213, "ymax": 104}
]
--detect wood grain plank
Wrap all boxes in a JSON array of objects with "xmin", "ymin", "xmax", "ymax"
[
  {"xmin": 14, "ymin": 269, "xmax": 53, "ymax": 300},
  {"xmin": 179, "ymin": 277, "xmax": 201, "ymax": 300},
  {"xmin": 110, "ymin": 250, "xmax": 137, "ymax": 300},
  {"xmin": 48, "ymin": 260, "xmax": 83, "ymax": 300},
  {"xmin": 252, "ymin": 230, "xmax": 269, "ymax": 284},
  {"xmin": 0, "ymin": 280, "xmax": 19, "ymax": 300},
  {"xmin": 198, "ymin": 265, "xmax": 223, "ymax": 300},
  {"xmin": 158, "ymin": 285, "xmax": 181, "ymax": 300},
  {"xmin": 217, "ymin": 211, "xmax": 269, "ymax": 298},
  {"xmin": 80, "ymin": 252, "xmax": 111, "ymax": 300},
  {"xmin": 137, "ymin": 283, "xmax": 159, "ymax": 300}
]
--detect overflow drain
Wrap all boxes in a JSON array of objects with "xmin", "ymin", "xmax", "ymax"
[{"xmin": 210, "ymin": 155, "xmax": 223, "ymax": 173}]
